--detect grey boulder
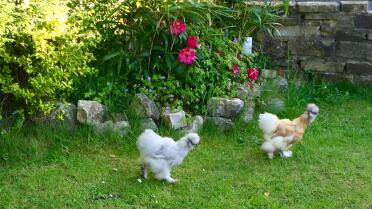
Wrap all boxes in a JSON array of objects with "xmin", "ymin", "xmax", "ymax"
[
  {"xmin": 162, "ymin": 110, "xmax": 187, "ymax": 129},
  {"xmin": 241, "ymin": 106, "xmax": 255, "ymax": 123},
  {"xmin": 274, "ymin": 77, "xmax": 289, "ymax": 93},
  {"xmin": 207, "ymin": 117, "xmax": 234, "ymax": 131},
  {"xmin": 77, "ymin": 100, "xmax": 106, "ymax": 125},
  {"xmin": 207, "ymin": 97, "xmax": 244, "ymax": 119},
  {"xmin": 49, "ymin": 102, "xmax": 77, "ymax": 131},
  {"xmin": 96, "ymin": 120, "xmax": 130, "ymax": 137},
  {"xmin": 267, "ymin": 98, "xmax": 285, "ymax": 113},
  {"xmin": 130, "ymin": 93, "xmax": 160, "ymax": 121},
  {"xmin": 140, "ymin": 118, "xmax": 158, "ymax": 131},
  {"xmin": 184, "ymin": 115, "xmax": 204, "ymax": 133}
]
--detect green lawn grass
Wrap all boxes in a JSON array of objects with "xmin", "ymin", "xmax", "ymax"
[{"xmin": 1, "ymin": 83, "xmax": 372, "ymax": 208}]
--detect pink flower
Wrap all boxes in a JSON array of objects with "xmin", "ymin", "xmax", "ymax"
[
  {"xmin": 232, "ymin": 64, "xmax": 239, "ymax": 75},
  {"xmin": 170, "ymin": 20, "xmax": 186, "ymax": 36},
  {"xmin": 247, "ymin": 68, "xmax": 259, "ymax": 81},
  {"xmin": 187, "ymin": 36, "xmax": 198, "ymax": 48},
  {"xmin": 178, "ymin": 48, "xmax": 196, "ymax": 65}
]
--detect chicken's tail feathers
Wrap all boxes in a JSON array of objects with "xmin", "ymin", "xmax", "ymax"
[
  {"xmin": 137, "ymin": 129, "xmax": 160, "ymax": 154},
  {"xmin": 258, "ymin": 112, "xmax": 279, "ymax": 134}
]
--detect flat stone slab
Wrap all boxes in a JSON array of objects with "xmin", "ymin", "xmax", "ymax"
[
  {"xmin": 345, "ymin": 62, "xmax": 372, "ymax": 75},
  {"xmin": 355, "ymin": 14, "xmax": 372, "ymax": 29},
  {"xmin": 288, "ymin": 37, "xmax": 335, "ymax": 58},
  {"xmin": 335, "ymin": 30, "xmax": 369, "ymax": 42},
  {"xmin": 276, "ymin": 26, "xmax": 320, "ymax": 38},
  {"xmin": 368, "ymin": 31, "xmax": 372, "ymax": 40},
  {"xmin": 337, "ymin": 41, "xmax": 372, "ymax": 62},
  {"xmin": 297, "ymin": 2, "xmax": 339, "ymax": 13},
  {"xmin": 301, "ymin": 58, "xmax": 345, "ymax": 73},
  {"xmin": 340, "ymin": 1, "xmax": 367, "ymax": 13},
  {"xmin": 304, "ymin": 13, "xmax": 341, "ymax": 20}
]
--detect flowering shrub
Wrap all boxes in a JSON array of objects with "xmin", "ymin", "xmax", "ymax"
[
  {"xmin": 68, "ymin": 0, "xmax": 282, "ymax": 113},
  {"xmin": 135, "ymin": 25, "xmax": 264, "ymax": 113}
]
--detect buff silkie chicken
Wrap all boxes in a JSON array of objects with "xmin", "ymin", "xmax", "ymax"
[{"xmin": 258, "ymin": 103, "xmax": 319, "ymax": 159}]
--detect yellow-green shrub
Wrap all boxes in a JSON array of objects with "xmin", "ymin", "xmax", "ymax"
[{"xmin": 0, "ymin": 0, "xmax": 97, "ymax": 117}]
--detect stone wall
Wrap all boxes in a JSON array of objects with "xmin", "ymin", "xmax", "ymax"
[{"xmin": 264, "ymin": 1, "xmax": 372, "ymax": 84}]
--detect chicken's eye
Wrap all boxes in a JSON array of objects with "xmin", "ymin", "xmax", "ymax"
[
  {"xmin": 309, "ymin": 111, "xmax": 318, "ymax": 115},
  {"xmin": 188, "ymin": 139, "xmax": 197, "ymax": 146}
]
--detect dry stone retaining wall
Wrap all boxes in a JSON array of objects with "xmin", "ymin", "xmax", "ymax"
[{"xmin": 264, "ymin": 1, "xmax": 372, "ymax": 84}]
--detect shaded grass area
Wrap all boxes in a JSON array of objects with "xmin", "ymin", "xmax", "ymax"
[{"xmin": 0, "ymin": 83, "xmax": 372, "ymax": 208}]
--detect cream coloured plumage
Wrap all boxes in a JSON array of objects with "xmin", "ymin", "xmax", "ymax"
[
  {"xmin": 137, "ymin": 129, "xmax": 200, "ymax": 183},
  {"xmin": 258, "ymin": 104, "xmax": 319, "ymax": 159}
]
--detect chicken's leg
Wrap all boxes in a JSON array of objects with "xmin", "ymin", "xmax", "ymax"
[
  {"xmin": 140, "ymin": 163, "xmax": 148, "ymax": 179},
  {"xmin": 155, "ymin": 166, "xmax": 177, "ymax": 183}
]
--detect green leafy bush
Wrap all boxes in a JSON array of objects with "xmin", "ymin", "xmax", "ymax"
[
  {"xmin": 0, "ymin": 0, "xmax": 97, "ymax": 117},
  {"xmin": 69, "ymin": 0, "xmax": 282, "ymax": 113},
  {"xmin": 69, "ymin": 0, "xmax": 234, "ymax": 111},
  {"xmin": 60, "ymin": 0, "xmax": 284, "ymax": 115}
]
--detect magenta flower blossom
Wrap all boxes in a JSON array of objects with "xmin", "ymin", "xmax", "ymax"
[
  {"xmin": 170, "ymin": 20, "xmax": 186, "ymax": 36},
  {"xmin": 178, "ymin": 48, "xmax": 196, "ymax": 65},
  {"xmin": 187, "ymin": 36, "xmax": 198, "ymax": 48},
  {"xmin": 232, "ymin": 64, "xmax": 239, "ymax": 75},
  {"xmin": 247, "ymin": 68, "xmax": 259, "ymax": 81}
]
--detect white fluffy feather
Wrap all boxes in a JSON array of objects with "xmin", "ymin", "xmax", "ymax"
[
  {"xmin": 137, "ymin": 129, "xmax": 200, "ymax": 183},
  {"xmin": 258, "ymin": 112, "xmax": 279, "ymax": 135}
]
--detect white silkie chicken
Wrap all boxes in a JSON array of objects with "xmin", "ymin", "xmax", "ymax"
[
  {"xmin": 258, "ymin": 103, "xmax": 319, "ymax": 159},
  {"xmin": 137, "ymin": 129, "xmax": 200, "ymax": 183}
]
